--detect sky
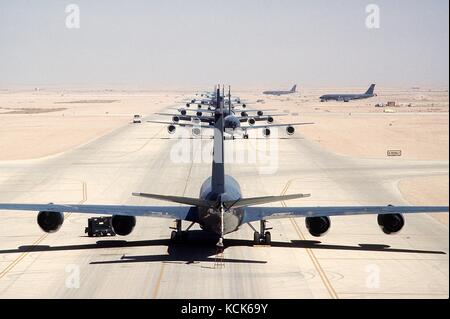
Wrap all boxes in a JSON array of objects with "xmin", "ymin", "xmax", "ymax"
[{"xmin": 0, "ymin": 0, "xmax": 448, "ymax": 89}]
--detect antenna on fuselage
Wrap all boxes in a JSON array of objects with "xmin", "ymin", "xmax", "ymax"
[{"xmin": 228, "ymin": 85, "xmax": 231, "ymax": 115}]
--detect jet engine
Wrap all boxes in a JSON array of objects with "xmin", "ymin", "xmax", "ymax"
[
  {"xmin": 196, "ymin": 111, "xmax": 203, "ymax": 117},
  {"xmin": 186, "ymin": 103, "xmax": 190, "ymax": 108},
  {"xmin": 286, "ymin": 126, "xmax": 295, "ymax": 135},
  {"xmin": 257, "ymin": 111, "xmax": 264, "ymax": 116},
  {"xmin": 248, "ymin": 118, "xmax": 256, "ymax": 126},
  {"xmin": 262, "ymin": 128, "xmax": 271, "ymax": 137},
  {"xmin": 167, "ymin": 125, "xmax": 176, "ymax": 134},
  {"xmin": 377, "ymin": 214, "xmax": 404, "ymax": 234},
  {"xmin": 242, "ymin": 103, "xmax": 246, "ymax": 108},
  {"xmin": 180, "ymin": 109, "xmax": 187, "ymax": 116},
  {"xmin": 111, "ymin": 215, "xmax": 136, "ymax": 236},
  {"xmin": 241, "ymin": 111, "xmax": 248, "ymax": 117},
  {"xmin": 37, "ymin": 211, "xmax": 64, "ymax": 233},
  {"xmin": 192, "ymin": 127, "xmax": 202, "ymax": 137},
  {"xmin": 267, "ymin": 116, "xmax": 274, "ymax": 124},
  {"xmin": 172, "ymin": 116, "xmax": 180, "ymax": 123},
  {"xmin": 305, "ymin": 216, "xmax": 331, "ymax": 237}
]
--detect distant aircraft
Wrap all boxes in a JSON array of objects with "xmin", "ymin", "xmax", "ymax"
[
  {"xmin": 320, "ymin": 84, "xmax": 377, "ymax": 102},
  {"xmin": 0, "ymin": 87, "xmax": 447, "ymax": 249},
  {"xmin": 151, "ymin": 87, "xmax": 309, "ymax": 139},
  {"xmin": 263, "ymin": 85, "xmax": 297, "ymax": 96}
]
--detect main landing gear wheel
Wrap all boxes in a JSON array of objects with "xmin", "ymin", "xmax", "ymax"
[
  {"xmin": 170, "ymin": 230, "xmax": 188, "ymax": 242},
  {"xmin": 170, "ymin": 220, "xmax": 190, "ymax": 243},
  {"xmin": 254, "ymin": 231, "xmax": 260, "ymax": 244},
  {"xmin": 253, "ymin": 231, "xmax": 271, "ymax": 245},
  {"xmin": 253, "ymin": 220, "xmax": 272, "ymax": 245}
]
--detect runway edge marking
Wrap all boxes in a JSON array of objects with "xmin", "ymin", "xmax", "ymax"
[
  {"xmin": 280, "ymin": 179, "xmax": 339, "ymax": 299},
  {"xmin": 0, "ymin": 181, "xmax": 87, "ymax": 281}
]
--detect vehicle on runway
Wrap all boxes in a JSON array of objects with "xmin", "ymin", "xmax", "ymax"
[
  {"xmin": 263, "ymin": 85, "xmax": 297, "ymax": 96},
  {"xmin": 132, "ymin": 115, "xmax": 142, "ymax": 124},
  {"xmin": 0, "ymin": 87, "xmax": 447, "ymax": 248},
  {"xmin": 320, "ymin": 84, "xmax": 377, "ymax": 102}
]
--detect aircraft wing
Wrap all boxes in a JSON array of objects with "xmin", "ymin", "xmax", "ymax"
[
  {"xmin": 147, "ymin": 120, "xmax": 213, "ymax": 129},
  {"xmin": 243, "ymin": 206, "xmax": 449, "ymax": 223},
  {"xmin": 0, "ymin": 203, "xmax": 197, "ymax": 221},
  {"xmin": 242, "ymin": 122, "xmax": 314, "ymax": 130}
]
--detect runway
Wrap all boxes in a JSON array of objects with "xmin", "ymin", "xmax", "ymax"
[{"xmin": 0, "ymin": 116, "xmax": 448, "ymax": 299}]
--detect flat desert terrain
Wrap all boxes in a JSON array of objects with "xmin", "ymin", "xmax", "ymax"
[{"xmin": 0, "ymin": 86, "xmax": 448, "ymax": 298}]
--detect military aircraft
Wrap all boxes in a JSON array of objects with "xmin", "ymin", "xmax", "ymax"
[
  {"xmin": 320, "ymin": 84, "xmax": 377, "ymax": 102},
  {"xmin": 150, "ymin": 87, "xmax": 308, "ymax": 139},
  {"xmin": 263, "ymin": 85, "xmax": 297, "ymax": 96},
  {"xmin": 0, "ymin": 87, "xmax": 447, "ymax": 248},
  {"xmin": 156, "ymin": 108, "xmax": 285, "ymax": 128}
]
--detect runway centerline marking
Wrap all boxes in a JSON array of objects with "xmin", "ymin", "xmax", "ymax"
[{"xmin": 151, "ymin": 262, "xmax": 166, "ymax": 299}]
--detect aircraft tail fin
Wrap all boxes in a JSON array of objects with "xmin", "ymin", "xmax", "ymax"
[
  {"xmin": 211, "ymin": 86, "xmax": 225, "ymax": 195},
  {"xmin": 365, "ymin": 84, "xmax": 376, "ymax": 95},
  {"xmin": 223, "ymin": 193, "xmax": 310, "ymax": 209},
  {"xmin": 291, "ymin": 85, "xmax": 297, "ymax": 93}
]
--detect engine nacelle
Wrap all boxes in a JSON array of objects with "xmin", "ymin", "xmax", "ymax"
[
  {"xmin": 241, "ymin": 111, "xmax": 248, "ymax": 117},
  {"xmin": 186, "ymin": 103, "xmax": 190, "ymax": 108},
  {"xmin": 267, "ymin": 116, "xmax": 274, "ymax": 124},
  {"xmin": 377, "ymin": 214, "xmax": 404, "ymax": 235},
  {"xmin": 37, "ymin": 211, "xmax": 64, "ymax": 233},
  {"xmin": 248, "ymin": 118, "xmax": 256, "ymax": 126},
  {"xmin": 111, "ymin": 215, "xmax": 136, "ymax": 236},
  {"xmin": 257, "ymin": 110, "xmax": 264, "ymax": 116},
  {"xmin": 192, "ymin": 127, "xmax": 202, "ymax": 137},
  {"xmin": 286, "ymin": 125, "xmax": 295, "ymax": 135},
  {"xmin": 172, "ymin": 116, "xmax": 180, "ymax": 123},
  {"xmin": 305, "ymin": 216, "xmax": 331, "ymax": 237},
  {"xmin": 242, "ymin": 103, "xmax": 246, "ymax": 108},
  {"xmin": 262, "ymin": 128, "xmax": 271, "ymax": 137},
  {"xmin": 196, "ymin": 111, "xmax": 203, "ymax": 117},
  {"xmin": 180, "ymin": 109, "xmax": 187, "ymax": 116},
  {"xmin": 167, "ymin": 125, "xmax": 176, "ymax": 134}
]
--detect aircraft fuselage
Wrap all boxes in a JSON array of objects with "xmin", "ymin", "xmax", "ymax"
[
  {"xmin": 320, "ymin": 93, "xmax": 374, "ymax": 102},
  {"xmin": 196, "ymin": 175, "xmax": 244, "ymax": 235}
]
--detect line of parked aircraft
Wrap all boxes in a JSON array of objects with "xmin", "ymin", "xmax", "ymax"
[
  {"xmin": 0, "ymin": 85, "xmax": 447, "ymax": 249},
  {"xmin": 150, "ymin": 86, "xmax": 313, "ymax": 139}
]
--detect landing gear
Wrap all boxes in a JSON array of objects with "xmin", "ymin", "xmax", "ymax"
[
  {"xmin": 251, "ymin": 220, "xmax": 272, "ymax": 245},
  {"xmin": 170, "ymin": 220, "xmax": 193, "ymax": 243}
]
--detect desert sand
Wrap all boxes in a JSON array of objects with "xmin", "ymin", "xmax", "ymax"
[{"xmin": 0, "ymin": 90, "xmax": 182, "ymax": 160}]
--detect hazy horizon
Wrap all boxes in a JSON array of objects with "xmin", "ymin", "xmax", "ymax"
[{"xmin": 1, "ymin": 0, "xmax": 448, "ymax": 89}]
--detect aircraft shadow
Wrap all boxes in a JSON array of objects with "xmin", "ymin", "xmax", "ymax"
[{"xmin": 0, "ymin": 230, "xmax": 445, "ymax": 266}]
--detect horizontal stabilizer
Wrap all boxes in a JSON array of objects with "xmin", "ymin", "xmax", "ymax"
[
  {"xmin": 224, "ymin": 193, "xmax": 310, "ymax": 209},
  {"xmin": 132, "ymin": 193, "xmax": 215, "ymax": 208}
]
